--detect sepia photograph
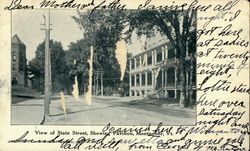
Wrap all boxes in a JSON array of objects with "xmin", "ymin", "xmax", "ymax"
[
  {"xmin": 1, "ymin": 0, "xmax": 249, "ymax": 150},
  {"xmin": 11, "ymin": 9, "xmax": 197, "ymax": 125}
]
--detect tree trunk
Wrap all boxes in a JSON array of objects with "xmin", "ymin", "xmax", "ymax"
[
  {"xmin": 178, "ymin": 59, "xmax": 186, "ymax": 107},
  {"xmin": 189, "ymin": 55, "xmax": 194, "ymax": 108},
  {"xmin": 77, "ymin": 73, "xmax": 83, "ymax": 95},
  {"xmin": 186, "ymin": 69, "xmax": 190, "ymax": 106},
  {"xmin": 176, "ymin": 37, "xmax": 187, "ymax": 107}
]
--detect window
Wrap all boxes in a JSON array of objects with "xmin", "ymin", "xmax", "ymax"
[
  {"xmin": 20, "ymin": 63, "xmax": 24, "ymax": 71},
  {"xmin": 168, "ymin": 49, "xmax": 175, "ymax": 59},
  {"xmin": 141, "ymin": 54, "xmax": 147, "ymax": 67},
  {"xmin": 131, "ymin": 75, "xmax": 135, "ymax": 87},
  {"xmin": 136, "ymin": 58, "xmax": 140, "ymax": 68},
  {"xmin": 141, "ymin": 73, "xmax": 145, "ymax": 86},
  {"xmin": 131, "ymin": 91, "xmax": 135, "ymax": 96},
  {"xmin": 147, "ymin": 72, "xmax": 152, "ymax": 85},
  {"xmin": 168, "ymin": 90, "xmax": 175, "ymax": 98},
  {"xmin": 157, "ymin": 52, "xmax": 162, "ymax": 62},
  {"xmin": 142, "ymin": 90, "xmax": 145, "ymax": 95},
  {"xmin": 13, "ymin": 55, "xmax": 16, "ymax": 61},
  {"xmin": 147, "ymin": 55, "xmax": 152, "ymax": 65},
  {"xmin": 131, "ymin": 60, "xmax": 135, "ymax": 70},
  {"xmin": 167, "ymin": 68, "xmax": 175, "ymax": 86},
  {"xmin": 136, "ymin": 74, "xmax": 140, "ymax": 86},
  {"xmin": 137, "ymin": 91, "xmax": 140, "ymax": 96},
  {"xmin": 12, "ymin": 77, "xmax": 17, "ymax": 85},
  {"xmin": 12, "ymin": 64, "xmax": 15, "ymax": 71}
]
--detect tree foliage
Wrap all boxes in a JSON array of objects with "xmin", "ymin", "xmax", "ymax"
[
  {"xmin": 73, "ymin": 9, "xmax": 197, "ymax": 105},
  {"xmin": 28, "ymin": 40, "xmax": 68, "ymax": 92},
  {"xmin": 65, "ymin": 39, "xmax": 90, "ymax": 94},
  {"xmin": 73, "ymin": 10, "xmax": 127, "ymax": 94},
  {"xmin": 126, "ymin": 10, "xmax": 197, "ymax": 106},
  {"xmin": 28, "ymin": 9, "xmax": 196, "ymax": 103}
]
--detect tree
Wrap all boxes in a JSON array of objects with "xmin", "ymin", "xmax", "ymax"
[
  {"xmin": 73, "ymin": 10, "xmax": 196, "ymax": 105},
  {"xmin": 117, "ymin": 52, "xmax": 132, "ymax": 96},
  {"xmin": 65, "ymin": 39, "xmax": 90, "ymax": 94},
  {"xmin": 28, "ymin": 40, "xmax": 68, "ymax": 93},
  {"xmin": 73, "ymin": 10, "xmax": 126, "ymax": 95},
  {"xmin": 126, "ymin": 10, "xmax": 196, "ymax": 107}
]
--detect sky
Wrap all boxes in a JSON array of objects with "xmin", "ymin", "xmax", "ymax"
[{"xmin": 12, "ymin": 10, "xmax": 144, "ymax": 61}]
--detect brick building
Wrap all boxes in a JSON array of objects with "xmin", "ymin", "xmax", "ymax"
[{"xmin": 11, "ymin": 34, "xmax": 28, "ymax": 90}]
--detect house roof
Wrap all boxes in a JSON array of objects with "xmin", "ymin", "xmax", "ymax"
[
  {"xmin": 12, "ymin": 34, "xmax": 24, "ymax": 45},
  {"xmin": 128, "ymin": 39, "xmax": 171, "ymax": 60}
]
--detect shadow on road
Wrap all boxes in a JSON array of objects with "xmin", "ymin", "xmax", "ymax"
[
  {"xmin": 50, "ymin": 104, "xmax": 128, "ymax": 117},
  {"xmin": 12, "ymin": 104, "xmax": 43, "ymax": 107},
  {"xmin": 119, "ymin": 99, "xmax": 196, "ymax": 119},
  {"xmin": 11, "ymin": 96, "xmax": 35, "ymax": 104}
]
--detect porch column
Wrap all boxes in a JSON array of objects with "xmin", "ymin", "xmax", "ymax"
[
  {"xmin": 134, "ymin": 74, "xmax": 137, "ymax": 87},
  {"xmin": 139, "ymin": 73, "xmax": 142, "ymax": 86},
  {"xmin": 96, "ymin": 73, "xmax": 99, "ymax": 95},
  {"xmin": 165, "ymin": 45, "xmax": 168, "ymax": 59},
  {"xmin": 101, "ymin": 73, "xmax": 103, "ymax": 96},
  {"xmin": 165, "ymin": 70, "xmax": 167, "ymax": 88},
  {"xmin": 145, "ymin": 71, "xmax": 148, "ymax": 86},
  {"xmin": 139, "ymin": 73, "xmax": 142, "ymax": 96},
  {"xmin": 139, "ymin": 56, "xmax": 142, "ymax": 68},
  {"xmin": 129, "ymin": 74, "xmax": 132, "ymax": 88},
  {"xmin": 164, "ymin": 69, "xmax": 168, "ymax": 97},
  {"xmin": 152, "ymin": 70, "xmax": 155, "ymax": 87},
  {"xmin": 129, "ymin": 74, "xmax": 132, "ymax": 97},
  {"xmin": 175, "ymin": 68, "xmax": 177, "ymax": 99},
  {"xmin": 129, "ymin": 59, "xmax": 132, "ymax": 71},
  {"xmin": 162, "ymin": 47, "xmax": 165, "ymax": 61},
  {"xmin": 154, "ymin": 50, "xmax": 157, "ymax": 64},
  {"xmin": 151, "ymin": 51, "xmax": 154, "ymax": 65},
  {"xmin": 162, "ymin": 69, "xmax": 164, "ymax": 88},
  {"xmin": 134, "ymin": 58, "xmax": 137, "ymax": 69}
]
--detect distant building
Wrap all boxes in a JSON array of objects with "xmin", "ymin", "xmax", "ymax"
[
  {"xmin": 128, "ymin": 33, "xmax": 196, "ymax": 101},
  {"xmin": 11, "ymin": 35, "xmax": 28, "ymax": 90}
]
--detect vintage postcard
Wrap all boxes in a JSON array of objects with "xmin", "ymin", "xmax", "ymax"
[{"xmin": 0, "ymin": 0, "xmax": 249, "ymax": 150}]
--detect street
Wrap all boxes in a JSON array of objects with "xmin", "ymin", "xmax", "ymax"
[{"xmin": 12, "ymin": 95, "xmax": 196, "ymax": 125}]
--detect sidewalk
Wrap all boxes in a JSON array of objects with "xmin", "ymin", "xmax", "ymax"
[
  {"xmin": 117, "ymin": 97, "xmax": 196, "ymax": 115},
  {"xmin": 11, "ymin": 95, "xmax": 196, "ymax": 125},
  {"xmin": 11, "ymin": 97, "xmax": 44, "ymax": 125},
  {"xmin": 94, "ymin": 96, "xmax": 196, "ymax": 113}
]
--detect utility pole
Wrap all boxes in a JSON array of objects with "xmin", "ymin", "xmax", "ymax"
[
  {"xmin": 41, "ymin": 10, "xmax": 52, "ymax": 118},
  {"xmin": 48, "ymin": 11, "xmax": 52, "ymax": 104}
]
